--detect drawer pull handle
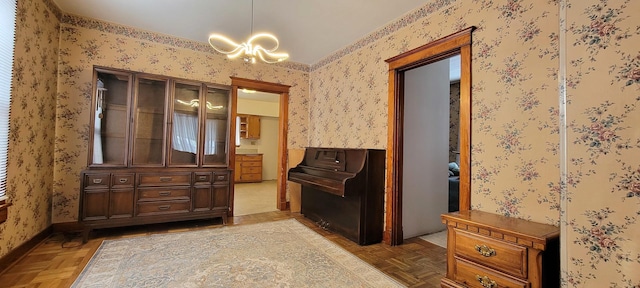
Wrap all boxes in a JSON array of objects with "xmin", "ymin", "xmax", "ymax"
[
  {"xmin": 118, "ymin": 178, "xmax": 128, "ymax": 183},
  {"xmin": 158, "ymin": 205, "xmax": 171, "ymax": 210},
  {"xmin": 474, "ymin": 244, "xmax": 496, "ymax": 257},
  {"xmin": 198, "ymin": 176, "xmax": 207, "ymax": 181},
  {"xmin": 92, "ymin": 179, "xmax": 103, "ymax": 184},
  {"xmin": 159, "ymin": 177, "xmax": 173, "ymax": 182},
  {"xmin": 216, "ymin": 175, "xmax": 225, "ymax": 180},
  {"xmin": 475, "ymin": 275, "xmax": 497, "ymax": 288},
  {"xmin": 158, "ymin": 191, "xmax": 172, "ymax": 196}
]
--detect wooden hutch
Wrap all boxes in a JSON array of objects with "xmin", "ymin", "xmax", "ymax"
[{"xmin": 79, "ymin": 67, "xmax": 232, "ymax": 242}]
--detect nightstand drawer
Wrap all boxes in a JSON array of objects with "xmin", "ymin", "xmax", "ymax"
[
  {"xmin": 454, "ymin": 257, "xmax": 528, "ymax": 288},
  {"xmin": 454, "ymin": 229, "xmax": 527, "ymax": 278}
]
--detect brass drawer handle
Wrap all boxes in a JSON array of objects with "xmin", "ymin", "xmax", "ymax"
[
  {"xmin": 475, "ymin": 275, "xmax": 497, "ymax": 288},
  {"xmin": 92, "ymin": 179, "xmax": 103, "ymax": 184},
  {"xmin": 216, "ymin": 175, "xmax": 225, "ymax": 180},
  {"xmin": 474, "ymin": 244, "xmax": 496, "ymax": 257},
  {"xmin": 118, "ymin": 178, "xmax": 128, "ymax": 183},
  {"xmin": 159, "ymin": 177, "xmax": 173, "ymax": 182},
  {"xmin": 158, "ymin": 205, "xmax": 171, "ymax": 210},
  {"xmin": 198, "ymin": 175, "xmax": 207, "ymax": 181},
  {"xmin": 158, "ymin": 191, "xmax": 172, "ymax": 196}
]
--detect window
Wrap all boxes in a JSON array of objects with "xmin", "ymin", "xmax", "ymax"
[{"xmin": 0, "ymin": 0, "xmax": 17, "ymax": 221}]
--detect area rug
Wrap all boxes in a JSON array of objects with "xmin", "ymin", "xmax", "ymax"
[{"xmin": 72, "ymin": 219, "xmax": 405, "ymax": 287}]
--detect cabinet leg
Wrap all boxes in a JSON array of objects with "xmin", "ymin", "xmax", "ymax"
[
  {"xmin": 82, "ymin": 228, "xmax": 91, "ymax": 243},
  {"xmin": 221, "ymin": 215, "xmax": 228, "ymax": 225}
]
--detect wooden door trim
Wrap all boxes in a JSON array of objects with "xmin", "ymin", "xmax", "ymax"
[
  {"xmin": 229, "ymin": 77, "xmax": 291, "ymax": 216},
  {"xmin": 384, "ymin": 27, "xmax": 474, "ymax": 246}
]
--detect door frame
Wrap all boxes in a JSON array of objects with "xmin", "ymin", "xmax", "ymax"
[
  {"xmin": 384, "ymin": 27, "xmax": 474, "ymax": 245},
  {"xmin": 229, "ymin": 77, "xmax": 290, "ymax": 216}
]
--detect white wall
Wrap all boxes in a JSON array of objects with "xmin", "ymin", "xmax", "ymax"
[
  {"xmin": 402, "ymin": 58, "xmax": 450, "ymax": 239},
  {"xmin": 237, "ymin": 98, "xmax": 279, "ymax": 117}
]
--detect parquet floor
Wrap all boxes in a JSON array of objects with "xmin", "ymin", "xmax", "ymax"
[{"xmin": 0, "ymin": 211, "xmax": 446, "ymax": 287}]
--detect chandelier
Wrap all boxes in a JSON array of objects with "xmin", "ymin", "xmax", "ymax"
[{"xmin": 208, "ymin": 0, "xmax": 289, "ymax": 64}]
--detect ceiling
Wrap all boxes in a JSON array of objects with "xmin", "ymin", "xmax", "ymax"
[{"xmin": 52, "ymin": 0, "xmax": 430, "ymax": 65}]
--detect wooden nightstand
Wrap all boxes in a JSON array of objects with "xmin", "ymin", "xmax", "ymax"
[{"xmin": 441, "ymin": 210, "xmax": 560, "ymax": 288}]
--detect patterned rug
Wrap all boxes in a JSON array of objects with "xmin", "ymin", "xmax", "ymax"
[{"xmin": 72, "ymin": 219, "xmax": 405, "ymax": 287}]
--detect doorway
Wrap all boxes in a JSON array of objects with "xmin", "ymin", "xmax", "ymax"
[
  {"xmin": 233, "ymin": 90, "xmax": 281, "ymax": 216},
  {"xmin": 229, "ymin": 77, "xmax": 290, "ymax": 217},
  {"xmin": 385, "ymin": 28, "xmax": 474, "ymax": 245}
]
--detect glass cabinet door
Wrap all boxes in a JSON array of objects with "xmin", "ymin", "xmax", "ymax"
[
  {"xmin": 170, "ymin": 82, "xmax": 201, "ymax": 166},
  {"xmin": 90, "ymin": 69, "xmax": 132, "ymax": 166},
  {"xmin": 202, "ymin": 86, "xmax": 230, "ymax": 166},
  {"xmin": 132, "ymin": 76, "xmax": 167, "ymax": 166}
]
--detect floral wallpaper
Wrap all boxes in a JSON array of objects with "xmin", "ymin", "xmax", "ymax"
[
  {"xmin": 309, "ymin": 0, "xmax": 638, "ymax": 286},
  {"xmin": 564, "ymin": 0, "xmax": 640, "ymax": 286},
  {"xmin": 53, "ymin": 20, "xmax": 309, "ymax": 222},
  {"xmin": 2, "ymin": 0, "xmax": 638, "ymax": 286},
  {"xmin": 0, "ymin": 0, "xmax": 59, "ymax": 258},
  {"xmin": 310, "ymin": 0, "xmax": 561, "ymax": 222}
]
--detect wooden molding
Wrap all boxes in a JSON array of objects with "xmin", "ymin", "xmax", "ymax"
[
  {"xmin": 0, "ymin": 225, "xmax": 52, "ymax": 274},
  {"xmin": 385, "ymin": 27, "xmax": 475, "ymax": 246},
  {"xmin": 230, "ymin": 77, "xmax": 290, "ymax": 214}
]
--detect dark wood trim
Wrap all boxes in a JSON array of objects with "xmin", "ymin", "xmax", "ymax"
[
  {"xmin": 230, "ymin": 77, "xmax": 290, "ymax": 215},
  {"xmin": 385, "ymin": 27, "xmax": 474, "ymax": 246},
  {"xmin": 0, "ymin": 200, "xmax": 10, "ymax": 224},
  {"xmin": 230, "ymin": 77, "xmax": 291, "ymax": 93},
  {"xmin": 0, "ymin": 225, "xmax": 52, "ymax": 274}
]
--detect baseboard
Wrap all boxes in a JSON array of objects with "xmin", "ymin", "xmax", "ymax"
[
  {"xmin": 52, "ymin": 221, "xmax": 84, "ymax": 233},
  {"xmin": 0, "ymin": 225, "xmax": 53, "ymax": 274}
]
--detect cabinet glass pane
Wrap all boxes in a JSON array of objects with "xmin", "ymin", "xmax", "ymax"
[
  {"xmin": 132, "ymin": 77, "xmax": 166, "ymax": 165},
  {"xmin": 203, "ymin": 87, "xmax": 229, "ymax": 165},
  {"xmin": 92, "ymin": 71, "xmax": 130, "ymax": 166},
  {"xmin": 171, "ymin": 83, "xmax": 200, "ymax": 165}
]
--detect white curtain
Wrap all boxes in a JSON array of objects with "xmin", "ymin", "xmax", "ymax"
[
  {"xmin": 204, "ymin": 119, "xmax": 224, "ymax": 155},
  {"xmin": 172, "ymin": 112, "xmax": 223, "ymax": 155},
  {"xmin": 172, "ymin": 112, "xmax": 198, "ymax": 154}
]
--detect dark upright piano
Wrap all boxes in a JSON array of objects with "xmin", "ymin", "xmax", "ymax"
[{"xmin": 288, "ymin": 147, "xmax": 385, "ymax": 245}]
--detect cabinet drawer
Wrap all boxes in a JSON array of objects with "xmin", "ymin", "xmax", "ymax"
[
  {"xmin": 111, "ymin": 173, "xmax": 134, "ymax": 187},
  {"xmin": 240, "ymin": 173, "xmax": 261, "ymax": 182},
  {"xmin": 138, "ymin": 187, "xmax": 190, "ymax": 202},
  {"xmin": 136, "ymin": 200, "xmax": 190, "ymax": 216},
  {"xmin": 194, "ymin": 172, "xmax": 212, "ymax": 183},
  {"xmin": 240, "ymin": 155, "xmax": 262, "ymax": 161},
  {"xmin": 84, "ymin": 174, "xmax": 110, "ymax": 188},
  {"xmin": 454, "ymin": 257, "xmax": 528, "ymax": 288},
  {"xmin": 240, "ymin": 161, "xmax": 261, "ymax": 167},
  {"xmin": 213, "ymin": 173, "xmax": 229, "ymax": 183},
  {"xmin": 242, "ymin": 167, "xmax": 261, "ymax": 174},
  {"xmin": 454, "ymin": 229, "xmax": 527, "ymax": 278},
  {"xmin": 138, "ymin": 173, "xmax": 191, "ymax": 186}
]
